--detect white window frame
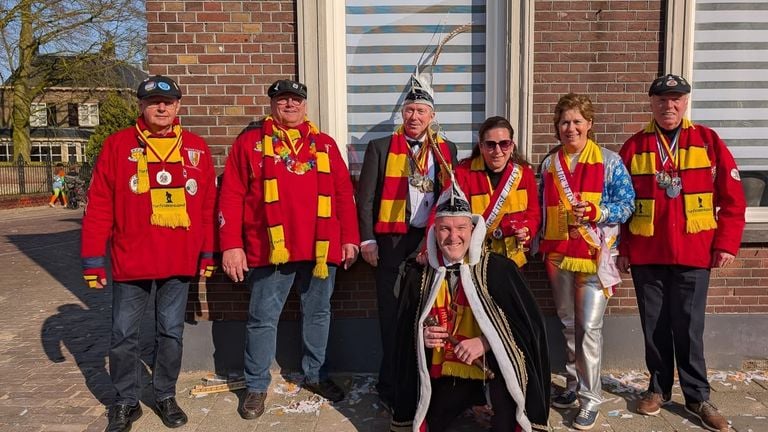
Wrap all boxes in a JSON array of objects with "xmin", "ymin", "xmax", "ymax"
[
  {"xmin": 665, "ymin": 0, "xmax": 767, "ymax": 222},
  {"xmin": 296, "ymin": 1, "xmax": 534, "ymax": 161},
  {"xmin": 30, "ymin": 102, "xmax": 47, "ymax": 127},
  {"xmin": 78, "ymin": 103, "xmax": 99, "ymax": 127}
]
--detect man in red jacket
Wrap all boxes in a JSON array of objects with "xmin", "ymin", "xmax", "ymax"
[
  {"xmin": 618, "ymin": 74, "xmax": 746, "ymax": 432},
  {"xmin": 81, "ymin": 75, "xmax": 217, "ymax": 432},
  {"xmin": 218, "ymin": 79, "xmax": 360, "ymax": 419}
]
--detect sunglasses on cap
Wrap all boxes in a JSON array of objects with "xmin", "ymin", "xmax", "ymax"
[{"xmin": 481, "ymin": 139, "xmax": 514, "ymax": 151}]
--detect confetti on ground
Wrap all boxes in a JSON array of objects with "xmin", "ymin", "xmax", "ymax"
[
  {"xmin": 19, "ymin": 409, "xmax": 27, "ymax": 416},
  {"xmin": 201, "ymin": 408, "xmax": 209, "ymax": 414},
  {"xmin": 607, "ymin": 409, "xmax": 622, "ymax": 417},
  {"xmin": 344, "ymin": 375, "xmax": 377, "ymax": 405},
  {"xmin": 268, "ymin": 394, "xmax": 326, "ymax": 415},
  {"xmin": 269, "ymin": 421, "xmax": 280, "ymax": 426},
  {"xmin": 620, "ymin": 413, "xmax": 633, "ymax": 419}
]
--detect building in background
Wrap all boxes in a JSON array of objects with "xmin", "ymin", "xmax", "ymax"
[{"xmin": 0, "ymin": 51, "xmax": 146, "ymax": 163}]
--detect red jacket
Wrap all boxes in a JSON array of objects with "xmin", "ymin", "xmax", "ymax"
[
  {"xmin": 618, "ymin": 123, "xmax": 746, "ymax": 268},
  {"xmin": 218, "ymin": 125, "xmax": 360, "ymax": 268},
  {"xmin": 81, "ymin": 125, "xmax": 217, "ymax": 281}
]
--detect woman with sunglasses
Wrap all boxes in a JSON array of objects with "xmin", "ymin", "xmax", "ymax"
[
  {"xmin": 538, "ymin": 93, "xmax": 635, "ymax": 430},
  {"xmin": 453, "ymin": 116, "xmax": 540, "ymax": 267}
]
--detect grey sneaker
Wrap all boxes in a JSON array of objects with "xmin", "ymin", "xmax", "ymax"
[
  {"xmin": 573, "ymin": 408, "xmax": 599, "ymax": 431},
  {"xmin": 551, "ymin": 390, "xmax": 578, "ymax": 408},
  {"xmin": 685, "ymin": 400, "xmax": 729, "ymax": 432}
]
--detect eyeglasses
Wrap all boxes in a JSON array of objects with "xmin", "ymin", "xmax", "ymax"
[
  {"xmin": 275, "ymin": 96, "xmax": 305, "ymax": 106},
  {"xmin": 481, "ymin": 139, "xmax": 514, "ymax": 151}
]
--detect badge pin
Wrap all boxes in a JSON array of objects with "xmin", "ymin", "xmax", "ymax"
[
  {"xmin": 185, "ymin": 178, "xmax": 198, "ymax": 196},
  {"xmin": 129, "ymin": 174, "xmax": 139, "ymax": 193},
  {"xmin": 157, "ymin": 170, "xmax": 172, "ymax": 186}
]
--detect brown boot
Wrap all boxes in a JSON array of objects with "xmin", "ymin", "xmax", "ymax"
[
  {"xmin": 239, "ymin": 391, "xmax": 266, "ymax": 419},
  {"xmin": 637, "ymin": 391, "xmax": 670, "ymax": 416},
  {"xmin": 685, "ymin": 400, "xmax": 729, "ymax": 431}
]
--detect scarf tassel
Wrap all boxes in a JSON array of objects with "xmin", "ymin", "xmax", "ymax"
[
  {"xmin": 686, "ymin": 217, "xmax": 718, "ymax": 234},
  {"xmin": 560, "ymin": 256, "xmax": 598, "ymax": 274},
  {"xmin": 151, "ymin": 212, "xmax": 191, "ymax": 229},
  {"xmin": 267, "ymin": 225, "xmax": 290, "ymax": 264},
  {"xmin": 312, "ymin": 240, "xmax": 330, "ymax": 279}
]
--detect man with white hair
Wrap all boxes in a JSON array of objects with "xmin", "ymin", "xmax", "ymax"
[{"xmin": 390, "ymin": 183, "xmax": 550, "ymax": 432}]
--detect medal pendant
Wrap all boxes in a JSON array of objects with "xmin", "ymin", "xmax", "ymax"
[
  {"xmin": 156, "ymin": 170, "xmax": 172, "ymax": 186},
  {"xmin": 656, "ymin": 171, "xmax": 671, "ymax": 188},
  {"xmin": 421, "ymin": 178, "xmax": 434, "ymax": 193},
  {"xmin": 666, "ymin": 184, "xmax": 681, "ymax": 198},
  {"xmin": 409, "ymin": 173, "xmax": 423, "ymax": 188},
  {"xmin": 492, "ymin": 228, "xmax": 503, "ymax": 240}
]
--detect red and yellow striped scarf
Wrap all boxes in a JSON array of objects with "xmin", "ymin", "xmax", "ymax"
[
  {"xmin": 133, "ymin": 117, "xmax": 190, "ymax": 228},
  {"xmin": 262, "ymin": 116, "xmax": 334, "ymax": 279},
  {"xmin": 628, "ymin": 119, "xmax": 717, "ymax": 236},
  {"xmin": 540, "ymin": 139, "xmax": 604, "ymax": 273},
  {"xmin": 375, "ymin": 126, "xmax": 453, "ymax": 234},
  {"xmin": 464, "ymin": 156, "xmax": 527, "ymax": 266},
  {"xmin": 428, "ymin": 271, "xmax": 484, "ymax": 380}
]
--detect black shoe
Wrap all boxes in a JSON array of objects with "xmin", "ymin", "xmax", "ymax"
[
  {"xmin": 240, "ymin": 391, "xmax": 266, "ymax": 419},
  {"xmin": 303, "ymin": 379, "xmax": 345, "ymax": 402},
  {"xmin": 105, "ymin": 403, "xmax": 142, "ymax": 432},
  {"xmin": 156, "ymin": 397, "xmax": 187, "ymax": 428}
]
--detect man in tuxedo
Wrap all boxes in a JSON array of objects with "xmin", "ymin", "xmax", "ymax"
[{"xmin": 356, "ymin": 76, "xmax": 457, "ymax": 408}]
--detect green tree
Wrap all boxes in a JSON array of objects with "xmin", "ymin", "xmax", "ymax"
[{"xmin": 85, "ymin": 92, "xmax": 137, "ymax": 163}]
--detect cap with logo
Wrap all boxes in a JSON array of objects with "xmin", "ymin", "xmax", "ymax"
[
  {"xmin": 268, "ymin": 79, "xmax": 308, "ymax": 100},
  {"xmin": 648, "ymin": 74, "xmax": 691, "ymax": 96},
  {"xmin": 137, "ymin": 75, "xmax": 182, "ymax": 100}
]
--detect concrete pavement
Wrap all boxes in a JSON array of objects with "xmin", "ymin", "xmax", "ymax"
[{"xmin": 0, "ymin": 206, "xmax": 766, "ymax": 432}]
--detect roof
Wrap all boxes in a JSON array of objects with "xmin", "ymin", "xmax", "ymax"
[{"xmin": 4, "ymin": 53, "xmax": 146, "ymax": 90}]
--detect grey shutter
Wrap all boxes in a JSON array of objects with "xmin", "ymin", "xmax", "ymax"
[
  {"xmin": 690, "ymin": 0, "xmax": 768, "ymax": 172},
  {"xmin": 345, "ymin": 2, "xmax": 487, "ymax": 173}
]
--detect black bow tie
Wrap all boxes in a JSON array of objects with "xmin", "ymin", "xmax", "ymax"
[
  {"xmin": 445, "ymin": 264, "xmax": 461, "ymax": 271},
  {"xmin": 407, "ymin": 139, "xmax": 420, "ymax": 148}
]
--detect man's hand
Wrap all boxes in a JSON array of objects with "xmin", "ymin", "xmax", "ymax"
[
  {"xmin": 361, "ymin": 242, "xmax": 379, "ymax": 267},
  {"xmin": 712, "ymin": 250, "xmax": 736, "ymax": 268},
  {"xmin": 454, "ymin": 336, "xmax": 489, "ymax": 365},
  {"xmin": 83, "ymin": 267, "xmax": 107, "ymax": 289},
  {"xmin": 617, "ymin": 256, "xmax": 631, "ymax": 273},
  {"xmin": 222, "ymin": 248, "xmax": 249, "ymax": 282},
  {"xmin": 341, "ymin": 243, "xmax": 359, "ymax": 269},
  {"xmin": 423, "ymin": 324, "xmax": 449, "ymax": 349}
]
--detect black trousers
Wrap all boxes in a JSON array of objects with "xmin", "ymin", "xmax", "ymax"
[
  {"xmin": 426, "ymin": 374, "xmax": 518, "ymax": 432},
  {"xmin": 631, "ymin": 264, "xmax": 711, "ymax": 403},
  {"xmin": 374, "ymin": 226, "xmax": 425, "ymax": 402}
]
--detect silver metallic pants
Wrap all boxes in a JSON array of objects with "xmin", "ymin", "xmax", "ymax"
[{"xmin": 546, "ymin": 255, "xmax": 608, "ymax": 411}]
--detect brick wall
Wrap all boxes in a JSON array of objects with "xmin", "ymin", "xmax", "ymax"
[
  {"xmin": 531, "ymin": 1, "xmax": 664, "ymax": 162},
  {"xmin": 145, "ymin": 1, "xmax": 297, "ymax": 168},
  {"xmin": 147, "ymin": 1, "xmax": 768, "ymax": 322}
]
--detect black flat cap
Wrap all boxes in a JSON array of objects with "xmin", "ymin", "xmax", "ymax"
[
  {"xmin": 268, "ymin": 79, "xmax": 308, "ymax": 99},
  {"xmin": 137, "ymin": 75, "xmax": 182, "ymax": 100},
  {"xmin": 649, "ymin": 74, "xmax": 691, "ymax": 96}
]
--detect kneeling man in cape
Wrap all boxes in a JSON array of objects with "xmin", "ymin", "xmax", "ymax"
[{"xmin": 390, "ymin": 181, "xmax": 551, "ymax": 432}]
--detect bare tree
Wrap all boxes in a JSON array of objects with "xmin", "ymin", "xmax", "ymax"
[{"xmin": 0, "ymin": 0, "xmax": 145, "ymax": 162}]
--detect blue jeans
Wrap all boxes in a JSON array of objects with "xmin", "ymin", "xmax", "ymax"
[
  {"xmin": 244, "ymin": 262, "xmax": 337, "ymax": 392},
  {"xmin": 110, "ymin": 278, "xmax": 190, "ymax": 405}
]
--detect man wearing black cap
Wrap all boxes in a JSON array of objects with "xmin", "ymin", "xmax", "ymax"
[
  {"xmin": 219, "ymin": 79, "xmax": 360, "ymax": 418},
  {"xmin": 618, "ymin": 74, "xmax": 746, "ymax": 431},
  {"xmin": 82, "ymin": 75, "xmax": 217, "ymax": 431},
  {"xmin": 390, "ymin": 183, "xmax": 550, "ymax": 432},
  {"xmin": 356, "ymin": 75, "xmax": 458, "ymax": 408}
]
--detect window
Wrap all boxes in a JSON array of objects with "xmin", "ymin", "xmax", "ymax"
[
  {"xmin": 30, "ymin": 103, "xmax": 47, "ymax": 127},
  {"xmin": 298, "ymin": 1, "xmax": 531, "ymax": 173},
  {"xmin": 0, "ymin": 142, "xmax": 12, "ymax": 162},
  {"xmin": 30, "ymin": 143, "xmax": 62, "ymax": 162},
  {"xmin": 666, "ymin": 0, "xmax": 768, "ymax": 220},
  {"xmin": 68, "ymin": 103, "xmax": 79, "ymax": 127},
  {"xmin": 78, "ymin": 103, "xmax": 99, "ymax": 127}
]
